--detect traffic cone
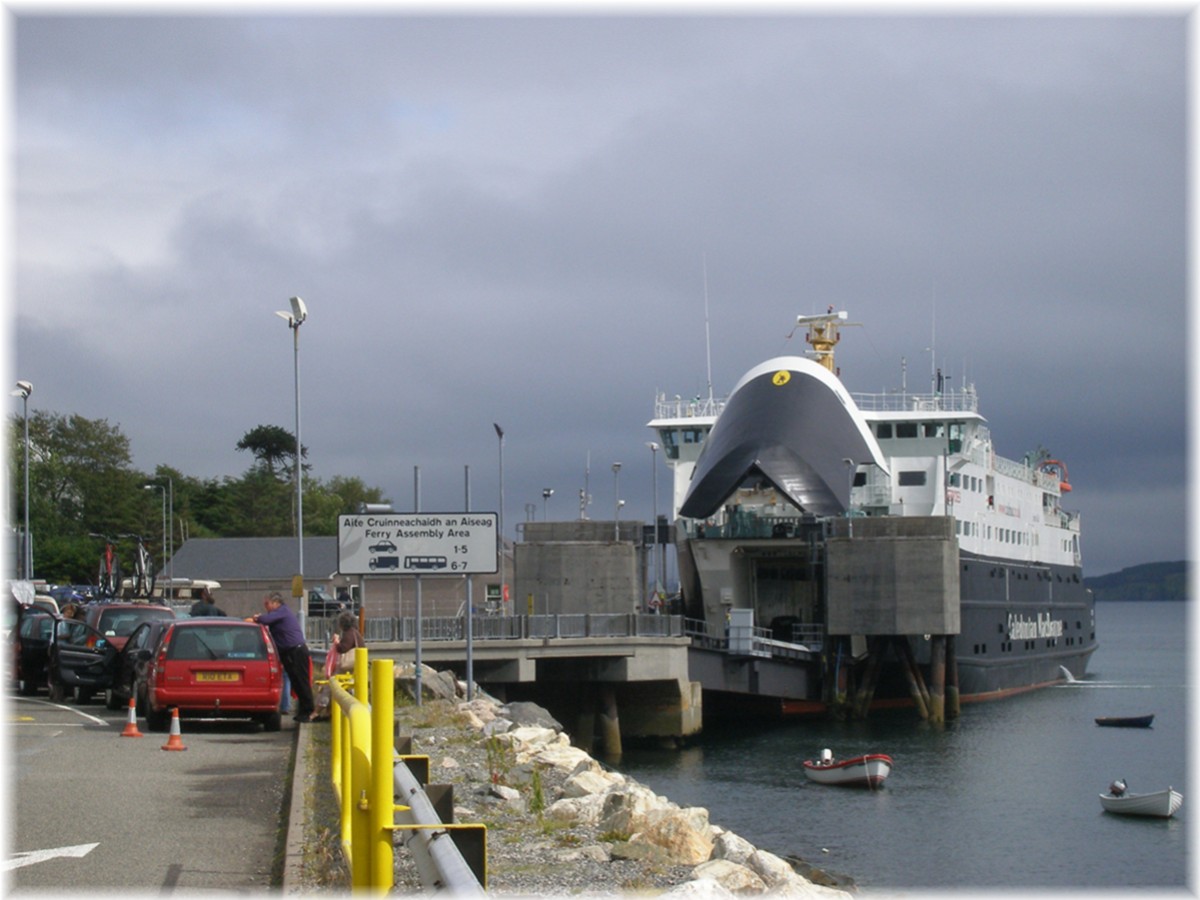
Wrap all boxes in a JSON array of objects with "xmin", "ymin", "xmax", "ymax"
[
  {"xmin": 161, "ymin": 708, "xmax": 187, "ymax": 751},
  {"xmin": 120, "ymin": 697, "xmax": 144, "ymax": 738}
]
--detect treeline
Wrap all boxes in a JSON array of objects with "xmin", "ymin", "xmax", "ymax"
[
  {"xmin": 1083, "ymin": 561, "xmax": 1189, "ymax": 602},
  {"xmin": 9, "ymin": 411, "xmax": 389, "ymax": 585}
]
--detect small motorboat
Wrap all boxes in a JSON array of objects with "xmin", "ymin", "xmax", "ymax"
[
  {"xmin": 803, "ymin": 749, "xmax": 892, "ymax": 788},
  {"xmin": 1095, "ymin": 714, "xmax": 1154, "ymax": 728},
  {"xmin": 1099, "ymin": 779, "xmax": 1182, "ymax": 818}
]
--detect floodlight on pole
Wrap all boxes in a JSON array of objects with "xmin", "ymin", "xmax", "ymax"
[
  {"xmin": 11, "ymin": 381, "xmax": 31, "ymax": 579},
  {"xmin": 646, "ymin": 441, "xmax": 660, "ymax": 607},
  {"xmin": 144, "ymin": 484, "xmax": 166, "ymax": 580},
  {"xmin": 276, "ymin": 296, "xmax": 307, "ymax": 623},
  {"xmin": 494, "ymin": 423, "xmax": 505, "ymax": 613},
  {"xmin": 612, "ymin": 462, "xmax": 622, "ymax": 541}
]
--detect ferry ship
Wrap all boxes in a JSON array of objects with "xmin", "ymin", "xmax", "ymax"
[{"xmin": 649, "ymin": 311, "xmax": 1096, "ymax": 716}]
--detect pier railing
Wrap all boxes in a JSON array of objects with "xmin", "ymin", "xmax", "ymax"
[{"xmin": 312, "ymin": 613, "xmax": 684, "ymax": 645}]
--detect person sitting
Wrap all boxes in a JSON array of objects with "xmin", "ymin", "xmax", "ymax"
[{"xmin": 189, "ymin": 588, "xmax": 226, "ymax": 617}]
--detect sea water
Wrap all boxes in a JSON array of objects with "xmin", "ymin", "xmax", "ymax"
[{"xmin": 616, "ymin": 601, "xmax": 1190, "ymax": 893}]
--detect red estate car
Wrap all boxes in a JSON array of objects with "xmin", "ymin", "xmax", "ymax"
[{"xmin": 137, "ymin": 619, "xmax": 284, "ymax": 732}]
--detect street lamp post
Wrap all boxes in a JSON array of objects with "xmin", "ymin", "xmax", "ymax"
[
  {"xmin": 494, "ymin": 423, "xmax": 505, "ymax": 613},
  {"xmin": 276, "ymin": 296, "xmax": 308, "ymax": 623},
  {"xmin": 11, "ymin": 381, "xmax": 31, "ymax": 579},
  {"xmin": 646, "ymin": 441, "xmax": 659, "ymax": 608},
  {"xmin": 542, "ymin": 488, "xmax": 553, "ymax": 521},
  {"xmin": 612, "ymin": 462, "xmax": 622, "ymax": 541}
]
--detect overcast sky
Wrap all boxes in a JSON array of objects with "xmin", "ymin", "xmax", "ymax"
[{"xmin": 8, "ymin": 9, "xmax": 1189, "ymax": 578}]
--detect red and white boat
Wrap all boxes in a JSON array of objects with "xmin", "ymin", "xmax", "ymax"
[{"xmin": 803, "ymin": 749, "xmax": 893, "ymax": 788}]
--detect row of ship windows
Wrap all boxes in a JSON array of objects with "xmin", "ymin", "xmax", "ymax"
[
  {"xmin": 875, "ymin": 421, "xmax": 965, "ymax": 440},
  {"xmin": 974, "ymin": 634, "xmax": 1094, "ymax": 655},
  {"xmin": 955, "ymin": 519, "xmax": 1027, "ymax": 545}
]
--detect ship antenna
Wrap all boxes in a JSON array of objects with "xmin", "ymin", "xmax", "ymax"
[{"xmin": 703, "ymin": 256, "xmax": 714, "ymax": 407}]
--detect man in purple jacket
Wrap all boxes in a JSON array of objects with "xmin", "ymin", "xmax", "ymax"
[{"xmin": 247, "ymin": 592, "xmax": 315, "ymax": 722}]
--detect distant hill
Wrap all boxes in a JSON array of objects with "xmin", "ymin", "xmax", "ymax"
[{"xmin": 1083, "ymin": 561, "xmax": 1188, "ymax": 602}]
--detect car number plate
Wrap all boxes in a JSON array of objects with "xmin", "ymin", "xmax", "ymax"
[{"xmin": 195, "ymin": 671, "xmax": 240, "ymax": 682}]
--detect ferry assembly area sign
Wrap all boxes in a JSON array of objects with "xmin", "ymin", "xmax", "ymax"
[{"xmin": 337, "ymin": 512, "xmax": 498, "ymax": 576}]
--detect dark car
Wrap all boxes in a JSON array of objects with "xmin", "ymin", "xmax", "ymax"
[
  {"xmin": 306, "ymin": 588, "xmax": 345, "ymax": 618},
  {"xmin": 13, "ymin": 610, "xmax": 55, "ymax": 695},
  {"xmin": 369, "ymin": 540, "xmax": 397, "ymax": 553},
  {"xmin": 82, "ymin": 602, "xmax": 175, "ymax": 652},
  {"xmin": 136, "ymin": 619, "xmax": 284, "ymax": 732},
  {"xmin": 105, "ymin": 618, "xmax": 173, "ymax": 710},
  {"xmin": 46, "ymin": 617, "xmax": 120, "ymax": 703}
]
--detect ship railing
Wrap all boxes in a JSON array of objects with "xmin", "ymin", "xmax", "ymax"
[
  {"xmin": 683, "ymin": 616, "xmax": 822, "ymax": 657},
  {"xmin": 653, "ymin": 394, "xmax": 727, "ymax": 420},
  {"xmin": 850, "ymin": 388, "xmax": 979, "ymax": 413},
  {"xmin": 679, "ymin": 513, "xmax": 813, "ymax": 541}
]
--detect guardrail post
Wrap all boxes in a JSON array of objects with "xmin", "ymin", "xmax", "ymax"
[
  {"xmin": 353, "ymin": 646, "xmax": 369, "ymax": 703},
  {"xmin": 371, "ymin": 657, "xmax": 395, "ymax": 890}
]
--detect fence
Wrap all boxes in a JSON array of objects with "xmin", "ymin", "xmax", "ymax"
[
  {"xmin": 327, "ymin": 648, "xmax": 486, "ymax": 892},
  {"xmin": 311, "ymin": 612, "xmax": 684, "ymax": 644}
]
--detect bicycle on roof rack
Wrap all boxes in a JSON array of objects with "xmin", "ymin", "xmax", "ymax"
[
  {"xmin": 119, "ymin": 533, "xmax": 156, "ymax": 599},
  {"xmin": 88, "ymin": 533, "xmax": 122, "ymax": 599}
]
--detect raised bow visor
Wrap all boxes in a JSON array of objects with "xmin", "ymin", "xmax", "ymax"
[{"xmin": 679, "ymin": 356, "xmax": 888, "ymax": 519}]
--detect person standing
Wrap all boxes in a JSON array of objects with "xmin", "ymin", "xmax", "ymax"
[
  {"xmin": 189, "ymin": 587, "xmax": 225, "ymax": 617},
  {"xmin": 247, "ymin": 592, "xmax": 315, "ymax": 722}
]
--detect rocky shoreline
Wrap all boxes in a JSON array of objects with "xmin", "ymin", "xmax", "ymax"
[{"xmin": 382, "ymin": 667, "xmax": 856, "ymax": 897}]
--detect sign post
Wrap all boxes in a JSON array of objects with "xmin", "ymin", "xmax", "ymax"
[{"xmin": 337, "ymin": 512, "xmax": 499, "ymax": 576}]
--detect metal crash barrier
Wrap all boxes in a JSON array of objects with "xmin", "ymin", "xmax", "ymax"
[{"xmin": 327, "ymin": 647, "xmax": 487, "ymax": 892}]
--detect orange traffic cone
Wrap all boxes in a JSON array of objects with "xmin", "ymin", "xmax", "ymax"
[
  {"xmin": 161, "ymin": 707, "xmax": 187, "ymax": 751},
  {"xmin": 120, "ymin": 697, "xmax": 144, "ymax": 738}
]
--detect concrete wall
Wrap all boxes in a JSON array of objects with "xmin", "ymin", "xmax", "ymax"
[
  {"xmin": 825, "ymin": 515, "xmax": 961, "ymax": 635},
  {"xmin": 513, "ymin": 520, "xmax": 647, "ymax": 615}
]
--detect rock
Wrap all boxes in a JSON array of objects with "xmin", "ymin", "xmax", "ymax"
[
  {"xmin": 439, "ymin": 756, "xmax": 460, "ymax": 770},
  {"xmin": 711, "ymin": 830, "xmax": 756, "ymax": 865},
  {"xmin": 609, "ymin": 840, "xmax": 673, "ymax": 865},
  {"xmin": 630, "ymin": 807, "xmax": 714, "ymax": 866},
  {"xmin": 489, "ymin": 782, "xmax": 524, "ymax": 811},
  {"xmin": 691, "ymin": 859, "xmax": 768, "ymax": 894},
  {"xmin": 561, "ymin": 767, "xmax": 622, "ymax": 798},
  {"xmin": 532, "ymin": 742, "xmax": 600, "ymax": 776},
  {"xmin": 504, "ymin": 700, "xmax": 563, "ymax": 731},
  {"xmin": 660, "ymin": 878, "xmax": 739, "ymax": 898},
  {"xmin": 747, "ymin": 849, "xmax": 808, "ymax": 890},
  {"xmin": 598, "ymin": 783, "xmax": 674, "ymax": 836},
  {"xmin": 481, "ymin": 717, "xmax": 513, "ymax": 737},
  {"xmin": 558, "ymin": 844, "xmax": 610, "ymax": 863},
  {"xmin": 544, "ymin": 793, "xmax": 608, "ymax": 826}
]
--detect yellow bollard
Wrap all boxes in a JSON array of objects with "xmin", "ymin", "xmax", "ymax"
[{"xmin": 370, "ymin": 657, "xmax": 395, "ymax": 891}]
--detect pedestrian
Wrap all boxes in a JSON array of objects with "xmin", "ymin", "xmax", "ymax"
[
  {"xmin": 313, "ymin": 611, "xmax": 366, "ymax": 720},
  {"xmin": 246, "ymin": 592, "xmax": 315, "ymax": 722},
  {"xmin": 189, "ymin": 587, "xmax": 226, "ymax": 618}
]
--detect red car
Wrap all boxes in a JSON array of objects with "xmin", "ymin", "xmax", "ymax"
[{"xmin": 137, "ymin": 619, "xmax": 283, "ymax": 732}]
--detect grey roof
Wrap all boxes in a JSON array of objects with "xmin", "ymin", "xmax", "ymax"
[
  {"xmin": 166, "ymin": 536, "xmax": 340, "ymax": 581},
  {"xmin": 680, "ymin": 356, "xmax": 889, "ymax": 520}
]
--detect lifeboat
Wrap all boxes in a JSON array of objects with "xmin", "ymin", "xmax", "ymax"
[{"xmin": 1038, "ymin": 458, "xmax": 1072, "ymax": 493}]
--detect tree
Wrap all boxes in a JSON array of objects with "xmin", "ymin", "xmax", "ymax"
[{"xmin": 235, "ymin": 424, "xmax": 307, "ymax": 479}]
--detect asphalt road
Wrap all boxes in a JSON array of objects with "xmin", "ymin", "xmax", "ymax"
[{"xmin": 6, "ymin": 694, "xmax": 297, "ymax": 892}]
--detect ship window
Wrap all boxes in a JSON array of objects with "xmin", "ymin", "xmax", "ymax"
[
  {"xmin": 898, "ymin": 471, "xmax": 926, "ymax": 486},
  {"xmin": 683, "ymin": 429, "xmax": 704, "ymax": 444},
  {"xmin": 661, "ymin": 430, "xmax": 680, "ymax": 460},
  {"xmin": 896, "ymin": 423, "xmax": 918, "ymax": 438},
  {"xmin": 852, "ymin": 471, "xmax": 866, "ymax": 487},
  {"xmin": 876, "ymin": 423, "xmax": 893, "ymax": 439},
  {"xmin": 949, "ymin": 473, "xmax": 960, "ymax": 487},
  {"xmin": 924, "ymin": 422, "xmax": 945, "ymax": 438}
]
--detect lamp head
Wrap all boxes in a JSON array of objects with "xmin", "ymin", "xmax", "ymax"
[
  {"xmin": 289, "ymin": 296, "xmax": 307, "ymax": 324},
  {"xmin": 12, "ymin": 380, "xmax": 31, "ymax": 399}
]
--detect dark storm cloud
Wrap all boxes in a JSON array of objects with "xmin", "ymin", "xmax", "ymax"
[{"xmin": 11, "ymin": 12, "xmax": 1187, "ymax": 575}]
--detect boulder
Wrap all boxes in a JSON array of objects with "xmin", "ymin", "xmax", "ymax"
[
  {"xmin": 532, "ymin": 743, "xmax": 600, "ymax": 776},
  {"xmin": 503, "ymin": 700, "xmax": 564, "ymax": 731},
  {"xmin": 747, "ymin": 849, "xmax": 809, "ymax": 891},
  {"xmin": 557, "ymin": 844, "xmax": 610, "ymax": 863},
  {"xmin": 598, "ymin": 783, "xmax": 674, "ymax": 836},
  {"xmin": 544, "ymin": 793, "xmax": 608, "ymax": 826},
  {"xmin": 660, "ymin": 878, "xmax": 738, "ymax": 899},
  {"xmin": 629, "ymin": 807, "xmax": 714, "ymax": 866},
  {"xmin": 561, "ymin": 767, "xmax": 623, "ymax": 798},
  {"xmin": 711, "ymin": 830, "xmax": 756, "ymax": 866},
  {"xmin": 691, "ymin": 859, "xmax": 768, "ymax": 894}
]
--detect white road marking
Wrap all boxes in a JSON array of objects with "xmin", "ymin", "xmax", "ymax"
[{"xmin": 2, "ymin": 842, "xmax": 99, "ymax": 871}]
